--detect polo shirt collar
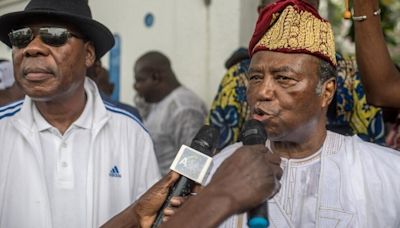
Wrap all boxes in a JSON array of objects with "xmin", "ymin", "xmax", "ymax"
[{"xmin": 32, "ymin": 84, "xmax": 94, "ymax": 132}]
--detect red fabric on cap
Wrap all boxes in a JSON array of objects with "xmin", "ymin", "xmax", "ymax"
[{"xmin": 249, "ymin": 0, "xmax": 326, "ymax": 56}]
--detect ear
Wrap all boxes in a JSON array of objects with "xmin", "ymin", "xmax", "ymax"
[
  {"xmin": 321, "ymin": 78, "xmax": 336, "ymax": 108},
  {"xmin": 85, "ymin": 41, "xmax": 96, "ymax": 68}
]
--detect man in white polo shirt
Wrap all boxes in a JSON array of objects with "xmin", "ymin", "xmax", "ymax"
[{"xmin": 0, "ymin": 0, "xmax": 160, "ymax": 227}]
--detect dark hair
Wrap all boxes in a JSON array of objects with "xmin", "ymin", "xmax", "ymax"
[
  {"xmin": 321, "ymin": 58, "xmax": 338, "ymax": 120},
  {"xmin": 318, "ymin": 59, "xmax": 336, "ymax": 83},
  {"xmin": 224, "ymin": 47, "xmax": 249, "ymax": 70}
]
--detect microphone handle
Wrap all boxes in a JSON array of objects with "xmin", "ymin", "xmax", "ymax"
[
  {"xmin": 152, "ymin": 176, "xmax": 195, "ymax": 228},
  {"xmin": 241, "ymin": 120, "xmax": 269, "ymax": 228},
  {"xmin": 247, "ymin": 202, "xmax": 269, "ymax": 228}
]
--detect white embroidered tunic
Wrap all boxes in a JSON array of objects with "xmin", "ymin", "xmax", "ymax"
[{"xmin": 207, "ymin": 131, "xmax": 400, "ymax": 228}]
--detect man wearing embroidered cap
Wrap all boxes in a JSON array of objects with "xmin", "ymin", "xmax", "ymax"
[
  {"xmin": 0, "ymin": 0, "xmax": 160, "ymax": 227},
  {"xmin": 207, "ymin": 0, "xmax": 400, "ymax": 227}
]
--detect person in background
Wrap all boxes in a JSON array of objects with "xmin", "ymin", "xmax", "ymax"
[
  {"xmin": 133, "ymin": 51, "xmax": 207, "ymax": 175},
  {"xmin": 87, "ymin": 60, "xmax": 142, "ymax": 121},
  {"xmin": 353, "ymin": 0, "xmax": 400, "ymax": 108},
  {"xmin": 0, "ymin": 59, "xmax": 24, "ymax": 106},
  {"xmin": 0, "ymin": 0, "xmax": 160, "ymax": 227},
  {"xmin": 206, "ymin": 47, "xmax": 251, "ymax": 150},
  {"xmin": 207, "ymin": 0, "xmax": 400, "ymax": 227},
  {"xmin": 353, "ymin": 0, "xmax": 400, "ymax": 149},
  {"xmin": 207, "ymin": 0, "xmax": 385, "ymax": 152}
]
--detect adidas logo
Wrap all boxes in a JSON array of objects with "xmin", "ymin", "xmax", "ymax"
[{"xmin": 109, "ymin": 166, "xmax": 122, "ymax": 178}]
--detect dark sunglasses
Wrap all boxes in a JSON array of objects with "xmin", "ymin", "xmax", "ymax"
[{"xmin": 8, "ymin": 27, "xmax": 83, "ymax": 49}]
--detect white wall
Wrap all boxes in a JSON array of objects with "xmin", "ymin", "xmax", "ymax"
[
  {"xmin": 0, "ymin": 0, "xmax": 259, "ymax": 107},
  {"xmin": 0, "ymin": 1, "xmax": 27, "ymax": 59}
]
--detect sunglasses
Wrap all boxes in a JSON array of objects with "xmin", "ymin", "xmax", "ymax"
[{"xmin": 8, "ymin": 27, "xmax": 83, "ymax": 49}]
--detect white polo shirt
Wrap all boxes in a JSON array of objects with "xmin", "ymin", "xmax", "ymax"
[
  {"xmin": 0, "ymin": 78, "xmax": 161, "ymax": 228},
  {"xmin": 33, "ymin": 90, "xmax": 93, "ymax": 228}
]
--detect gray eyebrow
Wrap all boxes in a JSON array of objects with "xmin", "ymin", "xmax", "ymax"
[
  {"xmin": 270, "ymin": 66, "xmax": 297, "ymax": 74},
  {"xmin": 248, "ymin": 65, "xmax": 298, "ymax": 75}
]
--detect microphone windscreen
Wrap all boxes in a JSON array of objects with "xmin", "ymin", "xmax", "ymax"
[
  {"xmin": 190, "ymin": 125, "xmax": 219, "ymax": 156},
  {"xmin": 241, "ymin": 119, "xmax": 267, "ymax": 145}
]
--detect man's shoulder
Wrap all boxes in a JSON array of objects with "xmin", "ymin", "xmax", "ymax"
[
  {"xmin": 336, "ymin": 133, "xmax": 400, "ymax": 177},
  {"xmin": 101, "ymin": 96, "xmax": 142, "ymax": 121},
  {"xmin": 167, "ymin": 87, "xmax": 206, "ymax": 113},
  {"xmin": 172, "ymin": 87, "xmax": 204, "ymax": 103},
  {"xmin": 0, "ymin": 100, "xmax": 23, "ymax": 123},
  {"xmin": 351, "ymin": 134, "xmax": 400, "ymax": 161},
  {"xmin": 103, "ymin": 102, "xmax": 148, "ymax": 133},
  {"xmin": 206, "ymin": 142, "xmax": 243, "ymax": 184}
]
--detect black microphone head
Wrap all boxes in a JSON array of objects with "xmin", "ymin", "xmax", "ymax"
[
  {"xmin": 190, "ymin": 125, "xmax": 219, "ymax": 156},
  {"xmin": 240, "ymin": 119, "xmax": 267, "ymax": 145}
]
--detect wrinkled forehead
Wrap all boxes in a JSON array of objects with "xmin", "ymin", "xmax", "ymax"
[{"xmin": 249, "ymin": 50, "xmax": 320, "ymax": 74}]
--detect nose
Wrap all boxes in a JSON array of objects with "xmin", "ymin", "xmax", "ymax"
[
  {"xmin": 255, "ymin": 77, "xmax": 275, "ymax": 101},
  {"xmin": 23, "ymin": 35, "xmax": 49, "ymax": 57},
  {"xmin": 133, "ymin": 81, "xmax": 139, "ymax": 92}
]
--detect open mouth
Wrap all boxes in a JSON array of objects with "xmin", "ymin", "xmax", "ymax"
[
  {"xmin": 252, "ymin": 108, "xmax": 270, "ymax": 121},
  {"xmin": 252, "ymin": 103, "xmax": 278, "ymax": 122}
]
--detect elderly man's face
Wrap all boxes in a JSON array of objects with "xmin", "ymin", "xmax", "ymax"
[
  {"xmin": 247, "ymin": 51, "xmax": 330, "ymax": 142},
  {"xmin": 11, "ymin": 21, "xmax": 95, "ymax": 101}
]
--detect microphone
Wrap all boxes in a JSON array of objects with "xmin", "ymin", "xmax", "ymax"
[
  {"xmin": 240, "ymin": 119, "xmax": 269, "ymax": 228},
  {"xmin": 152, "ymin": 125, "xmax": 219, "ymax": 228}
]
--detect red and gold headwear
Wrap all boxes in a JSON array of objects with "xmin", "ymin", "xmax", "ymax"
[{"xmin": 249, "ymin": 0, "xmax": 337, "ymax": 67}]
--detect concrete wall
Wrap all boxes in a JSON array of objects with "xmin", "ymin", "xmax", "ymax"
[
  {"xmin": 0, "ymin": 1, "xmax": 26, "ymax": 59},
  {"xmin": 0, "ymin": 0, "xmax": 259, "ymax": 107}
]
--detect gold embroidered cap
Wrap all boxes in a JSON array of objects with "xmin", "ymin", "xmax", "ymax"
[{"xmin": 249, "ymin": 0, "xmax": 336, "ymax": 67}]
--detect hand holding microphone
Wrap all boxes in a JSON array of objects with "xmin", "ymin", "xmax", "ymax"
[
  {"xmin": 240, "ymin": 119, "xmax": 282, "ymax": 228},
  {"xmin": 162, "ymin": 122, "xmax": 282, "ymax": 228},
  {"xmin": 102, "ymin": 122, "xmax": 282, "ymax": 228},
  {"xmin": 152, "ymin": 125, "xmax": 219, "ymax": 227},
  {"xmin": 102, "ymin": 125, "xmax": 218, "ymax": 228},
  {"xmin": 101, "ymin": 171, "xmax": 181, "ymax": 228},
  {"xmin": 206, "ymin": 144, "xmax": 282, "ymax": 215}
]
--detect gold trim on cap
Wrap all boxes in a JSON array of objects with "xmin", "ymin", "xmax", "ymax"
[{"xmin": 254, "ymin": 5, "xmax": 337, "ymax": 66}]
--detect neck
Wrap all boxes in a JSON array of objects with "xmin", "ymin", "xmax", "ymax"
[
  {"xmin": 35, "ymin": 89, "xmax": 87, "ymax": 135},
  {"xmin": 271, "ymin": 127, "xmax": 327, "ymax": 159},
  {"xmin": 153, "ymin": 81, "xmax": 180, "ymax": 102}
]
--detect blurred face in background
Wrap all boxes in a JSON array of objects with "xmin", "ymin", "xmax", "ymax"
[{"xmin": 133, "ymin": 59, "xmax": 158, "ymax": 103}]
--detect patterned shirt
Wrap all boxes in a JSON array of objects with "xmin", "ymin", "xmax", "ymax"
[{"xmin": 206, "ymin": 59, "xmax": 251, "ymax": 150}]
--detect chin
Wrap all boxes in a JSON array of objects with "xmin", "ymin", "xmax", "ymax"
[
  {"xmin": 266, "ymin": 128, "xmax": 294, "ymax": 142},
  {"xmin": 267, "ymin": 134, "xmax": 284, "ymax": 142},
  {"xmin": 265, "ymin": 130, "xmax": 281, "ymax": 141},
  {"xmin": 28, "ymin": 95, "xmax": 54, "ymax": 102},
  {"xmin": 25, "ymin": 89, "xmax": 58, "ymax": 102}
]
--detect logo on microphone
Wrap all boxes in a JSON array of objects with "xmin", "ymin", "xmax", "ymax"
[{"xmin": 170, "ymin": 145, "xmax": 213, "ymax": 185}]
